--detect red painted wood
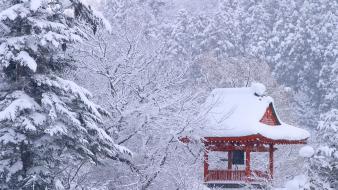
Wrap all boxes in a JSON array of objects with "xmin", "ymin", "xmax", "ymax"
[
  {"xmin": 205, "ymin": 170, "xmax": 246, "ymax": 181},
  {"xmin": 204, "ymin": 134, "xmax": 307, "ymax": 145},
  {"xmin": 204, "ymin": 170, "xmax": 270, "ymax": 182},
  {"xmin": 207, "ymin": 144, "xmax": 270, "ymax": 152},
  {"xmin": 269, "ymin": 144, "xmax": 274, "ymax": 178},
  {"xmin": 202, "ymin": 126, "xmax": 307, "ymax": 183},
  {"xmin": 260, "ymin": 103, "xmax": 281, "ymax": 126},
  {"xmin": 204, "ymin": 149, "xmax": 209, "ymax": 181},
  {"xmin": 245, "ymin": 150, "xmax": 251, "ymax": 178},
  {"xmin": 228, "ymin": 151, "xmax": 232, "ymax": 170}
]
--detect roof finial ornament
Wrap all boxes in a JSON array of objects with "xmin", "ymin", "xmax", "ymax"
[{"xmin": 251, "ymin": 82, "xmax": 266, "ymax": 97}]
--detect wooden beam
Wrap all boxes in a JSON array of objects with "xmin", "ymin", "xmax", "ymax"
[
  {"xmin": 207, "ymin": 145, "xmax": 270, "ymax": 152},
  {"xmin": 269, "ymin": 144, "xmax": 274, "ymax": 178},
  {"xmin": 204, "ymin": 135, "xmax": 307, "ymax": 145},
  {"xmin": 245, "ymin": 149, "xmax": 251, "ymax": 179},
  {"xmin": 228, "ymin": 151, "xmax": 232, "ymax": 170},
  {"xmin": 204, "ymin": 149, "xmax": 209, "ymax": 181}
]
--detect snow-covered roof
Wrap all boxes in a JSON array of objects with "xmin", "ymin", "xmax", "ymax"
[{"xmin": 199, "ymin": 83, "xmax": 310, "ymax": 141}]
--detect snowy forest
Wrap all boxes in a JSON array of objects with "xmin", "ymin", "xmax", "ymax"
[{"xmin": 0, "ymin": 0, "xmax": 337, "ymax": 189}]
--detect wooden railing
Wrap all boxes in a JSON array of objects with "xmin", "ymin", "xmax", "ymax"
[
  {"xmin": 205, "ymin": 170, "xmax": 246, "ymax": 181},
  {"xmin": 205, "ymin": 170, "xmax": 270, "ymax": 182}
]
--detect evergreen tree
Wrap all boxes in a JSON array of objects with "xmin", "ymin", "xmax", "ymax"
[
  {"xmin": 266, "ymin": 0, "xmax": 338, "ymax": 129},
  {"xmin": 310, "ymin": 48, "xmax": 338, "ymax": 190},
  {"xmin": 309, "ymin": 109, "xmax": 338, "ymax": 189},
  {"xmin": 0, "ymin": 0, "xmax": 128, "ymax": 189}
]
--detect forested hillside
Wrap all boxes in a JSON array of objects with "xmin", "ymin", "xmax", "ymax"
[{"xmin": 0, "ymin": 0, "xmax": 337, "ymax": 189}]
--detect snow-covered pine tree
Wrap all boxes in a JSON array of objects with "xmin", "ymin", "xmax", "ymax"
[
  {"xmin": 0, "ymin": 0, "xmax": 129, "ymax": 189},
  {"xmin": 309, "ymin": 109, "xmax": 338, "ymax": 189},
  {"xmin": 309, "ymin": 61, "xmax": 338, "ymax": 190},
  {"xmin": 265, "ymin": 0, "xmax": 338, "ymax": 130}
]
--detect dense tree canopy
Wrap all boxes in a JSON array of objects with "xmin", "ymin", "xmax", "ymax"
[{"xmin": 0, "ymin": 0, "xmax": 337, "ymax": 189}]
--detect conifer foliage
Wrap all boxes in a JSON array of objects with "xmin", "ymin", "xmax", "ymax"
[{"xmin": 0, "ymin": 0, "xmax": 127, "ymax": 189}]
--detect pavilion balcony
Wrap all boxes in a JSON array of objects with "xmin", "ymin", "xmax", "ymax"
[{"xmin": 204, "ymin": 169, "xmax": 270, "ymax": 182}]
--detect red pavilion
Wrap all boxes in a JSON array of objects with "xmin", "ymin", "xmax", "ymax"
[{"xmin": 196, "ymin": 83, "xmax": 310, "ymax": 185}]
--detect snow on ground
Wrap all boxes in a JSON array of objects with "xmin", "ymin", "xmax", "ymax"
[{"xmin": 274, "ymin": 175, "xmax": 309, "ymax": 190}]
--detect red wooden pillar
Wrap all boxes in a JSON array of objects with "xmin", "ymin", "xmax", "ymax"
[
  {"xmin": 204, "ymin": 148, "xmax": 209, "ymax": 181},
  {"xmin": 245, "ymin": 149, "xmax": 251, "ymax": 179},
  {"xmin": 269, "ymin": 144, "xmax": 274, "ymax": 178},
  {"xmin": 228, "ymin": 151, "xmax": 232, "ymax": 170}
]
